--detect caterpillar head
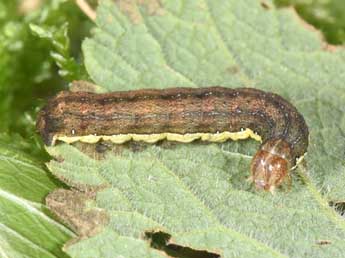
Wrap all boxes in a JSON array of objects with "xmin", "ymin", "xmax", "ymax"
[{"xmin": 250, "ymin": 138, "xmax": 293, "ymax": 193}]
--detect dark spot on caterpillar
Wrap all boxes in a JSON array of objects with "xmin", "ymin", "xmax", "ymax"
[{"xmin": 37, "ymin": 86, "xmax": 309, "ymax": 192}]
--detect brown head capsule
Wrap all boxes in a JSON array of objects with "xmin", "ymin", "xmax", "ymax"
[{"xmin": 250, "ymin": 138, "xmax": 293, "ymax": 193}]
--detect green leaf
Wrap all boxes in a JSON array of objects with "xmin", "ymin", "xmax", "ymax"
[
  {"xmin": 47, "ymin": 0, "xmax": 345, "ymax": 257},
  {"xmin": 275, "ymin": 0, "xmax": 345, "ymax": 45},
  {"xmin": 0, "ymin": 137, "xmax": 74, "ymax": 257},
  {"xmin": 0, "ymin": 0, "xmax": 93, "ymax": 141},
  {"xmin": 30, "ymin": 22, "xmax": 87, "ymax": 81}
]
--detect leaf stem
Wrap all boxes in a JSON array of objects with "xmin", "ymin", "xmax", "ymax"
[{"xmin": 76, "ymin": 0, "xmax": 96, "ymax": 21}]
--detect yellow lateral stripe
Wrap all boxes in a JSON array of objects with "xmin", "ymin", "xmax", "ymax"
[{"xmin": 53, "ymin": 128, "xmax": 262, "ymax": 145}]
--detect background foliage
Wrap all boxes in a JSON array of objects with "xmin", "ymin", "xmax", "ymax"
[
  {"xmin": 275, "ymin": 0, "xmax": 345, "ymax": 45},
  {"xmin": 0, "ymin": 0, "xmax": 344, "ymax": 257},
  {"xmin": 0, "ymin": 0, "xmax": 91, "ymax": 146}
]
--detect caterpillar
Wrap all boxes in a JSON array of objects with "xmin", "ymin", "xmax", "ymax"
[{"xmin": 37, "ymin": 86, "xmax": 309, "ymax": 192}]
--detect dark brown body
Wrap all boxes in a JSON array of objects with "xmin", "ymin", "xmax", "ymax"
[{"xmin": 37, "ymin": 87, "xmax": 309, "ymax": 191}]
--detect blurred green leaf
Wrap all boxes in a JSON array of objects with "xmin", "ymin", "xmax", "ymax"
[
  {"xmin": 275, "ymin": 0, "xmax": 345, "ymax": 44},
  {"xmin": 0, "ymin": 134, "xmax": 74, "ymax": 258},
  {"xmin": 0, "ymin": 1, "xmax": 93, "ymax": 257},
  {"xmin": 0, "ymin": 0, "xmax": 90, "ymax": 149},
  {"xmin": 44, "ymin": 0, "xmax": 345, "ymax": 257},
  {"xmin": 30, "ymin": 22, "xmax": 88, "ymax": 80}
]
